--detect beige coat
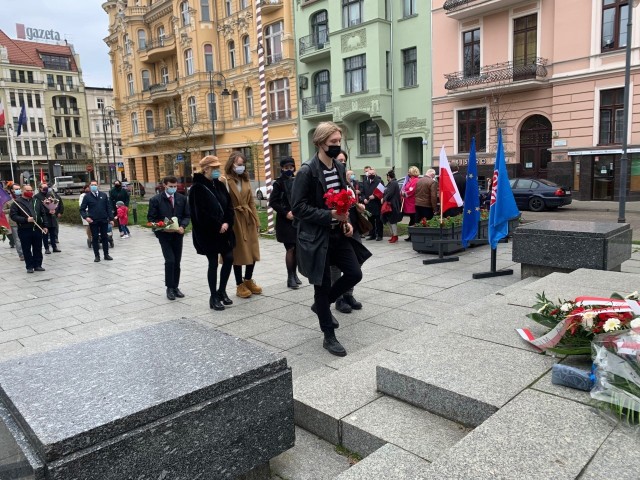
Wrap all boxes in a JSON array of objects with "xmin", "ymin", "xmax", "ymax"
[{"xmin": 221, "ymin": 176, "xmax": 260, "ymax": 265}]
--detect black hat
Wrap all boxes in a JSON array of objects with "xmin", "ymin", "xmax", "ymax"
[{"xmin": 280, "ymin": 156, "xmax": 295, "ymax": 168}]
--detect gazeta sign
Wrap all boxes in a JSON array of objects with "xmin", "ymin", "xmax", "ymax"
[{"xmin": 16, "ymin": 23, "xmax": 61, "ymax": 42}]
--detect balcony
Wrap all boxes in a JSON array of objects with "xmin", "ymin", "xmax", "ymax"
[
  {"xmin": 302, "ymin": 94, "xmax": 332, "ymax": 118},
  {"xmin": 444, "ymin": 58, "xmax": 548, "ymax": 97},
  {"xmin": 257, "ymin": 0, "xmax": 283, "ymax": 14},
  {"xmin": 148, "ymin": 81, "xmax": 179, "ymax": 102},
  {"xmin": 52, "ymin": 107, "xmax": 80, "ymax": 116},
  {"xmin": 268, "ymin": 110, "xmax": 292, "ymax": 122},
  {"xmin": 140, "ymin": 34, "xmax": 176, "ymax": 63},
  {"xmin": 299, "ymin": 32, "xmax": 330, "ymax": 63},
  {"xmin": 55, "ymin": 153, "xmax": 89, "ymax": 161},
  {"xmin": 443, "ymin": 0, "xmax": 532, "ymax": 20}
]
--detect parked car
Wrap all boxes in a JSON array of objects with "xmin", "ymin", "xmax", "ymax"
[
  {"xmin": 255, "ymin": 185, "xmax": 270, "ymax": 201},
  {"xmin": 481, "ymin": 178, "xmax": 571, "ymax": 212},
  {"xmin": 155, "ymin": 182, "xmax": 190, "ymax": 195},
  {"xmin": 122, "ymin": 180, "xmax": 146, "ymax": 197}
]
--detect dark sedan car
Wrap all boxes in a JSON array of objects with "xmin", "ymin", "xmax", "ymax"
[{"xmin": 480, "ymin": 178, "xmax": 572, "ymax": 212}]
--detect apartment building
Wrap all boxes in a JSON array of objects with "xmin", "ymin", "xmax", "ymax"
[
  {"xmin": 102, "ymin": 0, "xmax": 299, "ymax": 189},
  {"xmin": 432, "ymin": 0, "xmax": 640, "ymax": 201},
  {"xmin": 0, "ymin": 30, "xmax": 91, "ymax": 185},
  {"xmin": 294, "ymin": 0, "xmax": 431, "ymax": 175},
  {"xmin": 85, "ymin": 87, "xmax": 123, "ymax": 185}
]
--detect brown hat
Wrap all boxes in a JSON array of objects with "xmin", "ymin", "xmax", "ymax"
[{"xmin": 199, "ymin": 155, "xmax": 221, "ymax": 169}]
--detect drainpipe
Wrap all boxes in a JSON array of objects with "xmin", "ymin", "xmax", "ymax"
[{"xmin": 389, "ymin": 1, "xmax": 395, "ymax": 168}]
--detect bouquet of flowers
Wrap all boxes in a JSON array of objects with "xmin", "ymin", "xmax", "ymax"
[
  {"xmin": 591, "ymin": 322, "xmax": 640, "ymax": 423},
  {"xmin": 43, "ymin": 196, "xmax": 60, "ymax": 213},
  {"xmin": 324, "ymin": 188, "xmax": 356, "ymax": 216},
  {"xmin": 146, "ymin": 216, "xmax": 180, "ymax": 232},
  {"xmin": 517, "ymin": 291, "xmax": 639, "ymax": 355}
]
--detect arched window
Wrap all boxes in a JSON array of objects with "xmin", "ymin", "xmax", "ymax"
[
  {"xmin": 188, "ymin": 96, "xmax": 197, "ymax": 123},
  {"xmin": 131, "ymin": 112, "xmax": 139, "ymax": 135},
  {"xmin": 204, "ymin": 44, "xmax": 214, "ymax": 72},
  {"xmin": 208, "ymin": 93, "xmax": 217, "ymax": 120},
  {"xmin": 127, "ymin": 73, "xmax": 134, "ymax": 96},
  {"xmin": 141, "ymin": 70, "xmax": 150, "ymax": 91},
  {"xmin": 137, "ymin": 29, "xmax": 147, "ymax": 50},
  {"xmin": 311, "ymin": 10, "xmax": 328, "ymax": 46},
  {"xmin": 265, "ymin": 21, "xmax": 283, "ymax": 65},
  {"xmin": 245, "ymin": 88, "xmax": 254, "ymax": 117},
  {"xmin": 180, "ymin": 1, "xmax": 190, "ymax": 26},
  {"xmin": 145, "ymin": 109, "xmax": 154, "ymax": 132},
  {"xmin": 242, "ymin": 35, "xmax": 251, "ymax": 64},
  {"xmin": 359, "ymin": 119, "xmax": 380, "ymax": 154},
  {"xmin": 157, "ymin": 25, "xmax": 166, "ymax": 46},
  {"xmin": 268, "ymin": 78, "xmax": 290, "ymax": 120},
  {"xmin": 184, "ymin": 48, "xmax": 194, "ymax": 75},
  {"xmin": 232, "ymin": 91, "xmax": 240, "ymax": 119},
  {"xmin": 228, "ymin": 40, "xmax": 236, "ymax": 68}
]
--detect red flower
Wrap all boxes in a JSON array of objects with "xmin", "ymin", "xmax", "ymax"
[{"xmin": 324, "ymin": 189, "xmax": 355, "ymax": 216}]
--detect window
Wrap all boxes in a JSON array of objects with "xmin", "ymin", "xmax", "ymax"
[
  {"xmin": 457, "ymin": 108, "xmax": 486, "ymax": 153},
  {"xmin": 141, "ymin": 70, "xmax": 151, "ymax": 91},
  {"xmin": 359, "ymin": 120, "xmax": 380, "ymax": 154},
  {"xmin": 161, "ymin": 66, "xmax": 169, "ymax": 84},
  {"xmin": 513, "ymin": 14, "xmax": 538, "ymax": 80},
  {"xmin": 229, "ymin": 41, "xmax": 236, "ymax": 68},
  {"xmin": 145, "ymin": 110, "xmax": 154, "ymax": 133},
  {"xmin": 16, "ymin": 142, "xmax": 22, "ymax": 156},
  {"xmin": 265, "ymin": 22, "xmax": 283, "ymax": 64},
  {"xmin": 180, "ymin": 1, "xmax": 191, "ymax": 26},
  {"xmin": 41, "ymin": 54, "xmax": 71, "ymax": 71},
  {"xmin": 403, "ymin": 0, "xmax": 416, "ymax": 17},
  {"xmin": 74, "ymin": 119, "xmax": 81, "ymax": 137},
  {"xmin": 599, "ymin": 88, "xmax": 625, "ymax": 144},
  {"xmin": 30, "ymin": 118, "xmax": 36, "ymax": 133},
  {"xmin": 344, "ymin": 54, "xmax": 366, "ymax": 94},
  {"xmin": 115, "ymin": 119, "xmax": 121, "ymax": 134},
  {"xmin": 41, "ymin": 141, "xmax": 47, "ymax": 155},
  {"xmin": 242, "ymin": 35, "xmax": 251, "ymax": 64},
  {"xmin": 402, "ymin": 47, "xmax": 417, "ymax": 87},
  {"xmin": 124, "ymin": 34, "xmax": 131, "ymax": 55},
  {"xmin": 311, "ymin": 10, "xmax": 328, "ymax": 46},
  {"xmin": 343, "ymin": 0, "xmax": 363, "ymax": 28},
  {"xmin": 245, "ymin": 88, "xmax": 254, "ymax": 116},
  {"xmin": 201, "ymin": 0, "xmax": 211, "ymax": 21},
  {"xmin": 208, "ymin": 93, "xmax": 217, "ymax": 120},
  {"xmin": 127, "ymin": 73, "xmax": 134, "ymax": 96},
  {"xmin": 66, "ymin": 76, "xmax": 73, "ymax": 88},
  {"xmin": 188, "ymin": 96, "xmax": 197, "ymax": 123},
  {"xmin": 203, "ymin": 44, "xmax": 214, "ymax": 72},
  {"xmin": 157, "ymin": 25, "xmax": 166, "ymax": 46},
  {"xmin": 232, "ymin": 91, "xmax": 240, "ymax": 119},
  {"xmin": 10, "ymin": 70, "xmax": 17, "ymax": 82},
  {"xmin": 131, "ymin": 112, "xmax": 139, "ymax": 135},
  {"xmin": 46, "ymin": 74, "xmax": 54, "ymax": 87},
  {"xmin": 268, "ymin": 78, "xmax": 291, "ymax": 120},
  {"xmin": 24, "ymin": 141, "xmax": 31, "ymax": 156},
  {"xmin": 19, "ymin": 71, "xmax": 25, "ymax": 83},
  {"xmin": 165, "ymin": 108, "xmax": 174, "ymax": 128},
  {"xmin": 97, "ymin": 98, "xmax": 105, "ymax": 110},
  {"xmin": 184, "ymin": 48, "xmax": 194, "ymax": 75},
  {"xmin": 137, "ymin": 29, "xmax": 147, "ymax": 50},
  {"xmin": 9, "ymin": 93, "xmax": 16, "ymax": 107},
  {"xmin": 95, "ymin": 120, "xmax": 102, "ymax": 133},
  {"xmin": 35, "ymin": 94, "xmax": 41, "ymax": 108},
  {"xmin": 27, "ymin": 93, "xmax": 33, "ymax": 108},
  {"xmin": 240, "ymin": 0, "xmax": 248, "ymax": 8},
  {"xmin": 463, "ymin": 29, "xmax": 481, "ymax": 77},
  {"xmin": 38, "ymin": 119, "xmax": 44, "ymax": 132},
  {"xmin": 314, "ymin": 70, "xmax": 330, "ymax": 111},
  {"xmin": 27, "ymin": 71, "xmax": 33, "ymax": 83},
  {"xmin": 225, "ymin": 0, "xmax": 232, "ymax": 16},
  {"xmin": 602, "ymin": 0, "xmax": 629, "ymax": 51}
]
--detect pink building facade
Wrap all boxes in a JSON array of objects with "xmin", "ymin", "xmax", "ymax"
[{"xmin": 432, "ymin": 0, "xmax": 640, "ymax": 201}]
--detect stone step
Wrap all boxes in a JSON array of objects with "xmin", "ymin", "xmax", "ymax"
[{"xmin": 334, "ymin": 444, "xmax": 431, "ymax": 480}]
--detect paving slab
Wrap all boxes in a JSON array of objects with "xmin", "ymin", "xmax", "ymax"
[
  {"xmin": 377, "ymin": 332, "xmax": 556, "ymax": 427},
  {"xmin": 578, "ymin": 425, "xmax": 640, "ymax": 480},
  {"xmin": 426, "ymin": 390, "xmax": 615, "ymax": 480},
  {"xmin": 335, "ymin": 443, "xmax": 432, "ymax": 480}
]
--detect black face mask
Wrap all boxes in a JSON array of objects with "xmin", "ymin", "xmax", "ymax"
[
  {"xmin": 283, "ymin": 170, "xmax": 294, "ymax": 177},
  {"xmin": 115, "ymin": 184, "xmax": 121, "ymax": 189},
  {"xmin": 324, "ymin": 145, "xmax": 342, "ymax": 159}
]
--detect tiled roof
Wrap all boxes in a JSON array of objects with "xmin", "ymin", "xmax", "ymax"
[{"xmin": 0, "ymin": 29, "xmax": 78, "ymax": 72}]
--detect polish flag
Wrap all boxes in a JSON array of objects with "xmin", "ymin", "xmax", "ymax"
[
  {"xmin": 0, "ymin": 100, "xmax": 5, "ymax": 128},
  {"xmin": 438, "ymin": 146, "xmax": 463, "ymax": 213},
  {"xmin": 372, "ymin": 182, "xmax": 385, "ymax": 200}
]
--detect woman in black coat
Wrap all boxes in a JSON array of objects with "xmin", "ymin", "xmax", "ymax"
[
  {"xmin": 269, "ymin": 156, "xmax": 302, "ymax": 289},
  {"xmin": 381, "ymin": 169, "xmax": 404, "ymax": 244},
  {"xmin": 188, "ymin": 156, "xmax": 236, "ymax": 311}
]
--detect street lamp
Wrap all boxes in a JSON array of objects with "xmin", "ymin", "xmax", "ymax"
[
  {"xmin": 208, "ymin": 71, "xmax": 230, "ymax": 155},
  {"xmin": 45, "ymin": 126, "xmax": 53, "ymax": 183},
  {"xmin": 101, "ymin": 105, "xmax": 116, "ymax": 188}
]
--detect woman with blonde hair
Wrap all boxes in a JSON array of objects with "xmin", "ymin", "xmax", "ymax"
[{"xmin": 221, "ymin": 151, "xmax": 262, "ymax": 298}]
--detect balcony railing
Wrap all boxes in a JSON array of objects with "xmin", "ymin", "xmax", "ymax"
[
  {"xmin": 266, "ymin": 52, "xmax": 284, "ymax": 65},
  {"xmin": 302, "ymin": 94, "xmax": 332, "ymax": 116},
  {"xmin": 444, "ymin": 58, "xmax": 548, "ymax": 90},
  {"xmin": 443, "ymin": 0, "xmax": 478, "ymax": 11},
  {"xmin": 55, "ymin": 153, "xmax": 89, "ymax": 161},
  {"xmin": 53, "ymin": 108, "xmax": 80, "ymax": 116},
  {"xmin": 268, "ymin": 110, "xmax": 292, "ymax": 122},
  {"xmin": 299, "ymin": 31, "xmax": 330, "ymax": 56},
  {"xmin": 143, "ymin": 34, "xmax": 175, "ymax": 52}
]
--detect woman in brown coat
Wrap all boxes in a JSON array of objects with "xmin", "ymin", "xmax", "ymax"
[{"xmin": 221, "ymin": 151, "xmax": 262, "ymax": 298}]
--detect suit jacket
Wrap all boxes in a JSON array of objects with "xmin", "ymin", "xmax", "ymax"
[
  {"xmin": 10, "ymin": 195, "xmax": 51, "ymax": 230},
  {"xmin": 148, "ymin": 192, "xmax": 190, "ymax": 236},
  {"xmin": 362, "ymin": 175, "xmax": 384, "ymax": 216},
  {"xmin": 80, "ymin": 191, "xmax": 112, "ymax": 222}
]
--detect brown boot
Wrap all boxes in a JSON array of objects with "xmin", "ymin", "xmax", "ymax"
[
  {"xmin": 236, "ymin": 282, "xmax": 252, "ymax": 298},
  {"xmin": 243, "ymin": 278, "xmax": 263, "ymax": 295}
]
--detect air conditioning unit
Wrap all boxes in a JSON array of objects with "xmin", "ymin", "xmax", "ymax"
[{"xmin": 298, "ymin": 75, "xmax": 308, "ymax": 90}]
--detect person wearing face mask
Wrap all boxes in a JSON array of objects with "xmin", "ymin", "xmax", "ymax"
[
  {"xmin": 10, "ymin": 184, "xmax": 50, "ymax": 273},
  {"xmin": 148, "ymin": 175, "xmax": 191, "ymax": 301},
  {"xmin": 291, "ymin": 121, "xmax": 372, "ymax": 357},
  {"xmin": 221, "ymin": 151, "xmax": 262, "ymax": 299},
  {"xmin": 3, "ymin": 183, "xmax": 25, "ymax": 261},
  {"xmin": 362, "ymin": 166, "xmax": 384, "ymax": 241},
  {"xmin": 80, "ymin": 181, "xmax": 114, "ymax": 262},
  {"xmin": 109, "ymin": 180, "xmax": 130, "ymax": 219},
  {"xmin": 79, "ymin": 185, "xmax": 92, "ymax": 248},
  {"xmin": 189, "ymin": 156, "xmax": 236, "ymax": 310},
  {"xmin": 34, "ymin": 182, "xmax": 63, "ymax": 254},
  {"xmin": 269, "ymin": 156, "xmax": 301, "ymax": 289}
]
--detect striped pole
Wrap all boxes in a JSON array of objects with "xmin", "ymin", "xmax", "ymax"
[{"xmin": 255, "ymin": 2, "xmax": 274, "ymax": 234}]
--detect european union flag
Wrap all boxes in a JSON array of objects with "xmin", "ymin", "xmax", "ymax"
[
  {"xmin": 488, "ymin": 129, "xmax": 520, "ymax": 249},
  {"xmin": 461, "ymin": 137, "xmax": 479, "ymax": 248},
  {"xmin": 16, "ymin": 104, "xmax": 27, "ymax": 136}
]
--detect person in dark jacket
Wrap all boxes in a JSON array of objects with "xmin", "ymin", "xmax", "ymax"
[
  {"xmin": 291, "ymin": 121, "xmax": 372, "ymax": 357},
  {"xmin": 80, "ymin": 181, "xmax": 114, "ymax": 262},
  {"xmin": 10, "ymin": 183, "xmax": 50, "ymax": 273},
  {"xmin": 189, "ymin": 156, "xmax": 235, "ymax": 310},
  {"xmin": 148, "ymin": 175, "xmax": 191, "ymax": 301},
  {"xmin": 362, "ymin": 166, "xmax": 384, "ymax": 240},
  {"xmin": 109, "ymin": 180, "xmax": 130, "ymax": 216},
  {"xmin": 269, "ymin": 156, "xmax": 301, "ymax": 289},
  {"xmin": 381, "ymin": 169, "xmax": 403, "ymax": 244},
  {"xmin": 34, "ymin": 182, "xmax": 63, "ymax": 254}
]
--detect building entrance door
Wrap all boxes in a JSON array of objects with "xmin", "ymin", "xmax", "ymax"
[
  {"xmin": 592, "ymin": 155, "xmax": 615, "ymax": 200},
  {"xmin": 519, "ymin": 115, "xmax": 551, "ymax": 178}
]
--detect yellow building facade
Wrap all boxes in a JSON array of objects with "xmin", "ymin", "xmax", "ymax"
[{"xmin": 102, "ymin": 0, "xmax": 299, "ymax": 189}]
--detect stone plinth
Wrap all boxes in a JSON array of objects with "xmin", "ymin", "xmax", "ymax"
[
  {"xmin": 0, "ymin": 320, "xmax": 294, "ymax": 480},
  {"xmin": 512, "ymin": 220, "xmax": 632, "ymax": 278}
]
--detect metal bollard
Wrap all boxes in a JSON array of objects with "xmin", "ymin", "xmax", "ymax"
[{"xmin": 132, "ymin": 199, "xmax": 138, "ymax": 225}]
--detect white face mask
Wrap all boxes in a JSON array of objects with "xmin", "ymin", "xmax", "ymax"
[{"xmin": 234, "ymin": 165, "xmax": 246, "ymax": 175}]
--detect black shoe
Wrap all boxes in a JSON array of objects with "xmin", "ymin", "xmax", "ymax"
[
  {"xmin": 376, "ymin": 237, "xmax": 383, "ymax": 241},
  {"xmin": 335, "ymin": 298, "xmax": 352, "ymax": 314},
  {"xmin": 45, "ymin": 249, "xmax": 51, "ymax": 254},
  {"xmin": 104, "ymin": 254, "xmax": 113, "ymax": 261},
  {"xmin": 366, "ymin": 236, "xmax": 376, "ymax": 241},
  {"xmin": 34, "ymin": 266, "xmax": 45, "ymax": 272},
  {"xmin": 311, "ymin": 303, "xmax": 339, "ymax": 328},
  {"xmin": 404, "ymin": 236, "xmax": 412, "ymax": 242},
  {"xmin": 210, "ymin": 294, "xmax": 225, "ymax": 310},
  {"xmin": 323, "ymin": 336, "xmax": 347, "ymax": 357},
  {"xmin": 293, "ymin": 273, "xmax": 302, "ymax": 285},
  {"xmin": 217, "ymin": 290, "xmax": 233, "ymax": 305},
  {"xmin": 173, "ymin": 288, "xmax": 185, "ymax": 298},
  {"xmin": 52, "ymin": 248, "xmax": 62, "ymax": 253},
  {"xmin": 343, "ymin": 294, "xmax": 363, "ymax": 310},
  {"xmin": 94, "ymin": 256, "xmax": 101, "ymax": 262},
  {"xmin": 287, "ymin": 273, "xmax": 299, "ymax": 289},
  {"xmin": 27, "ymin": 268, "xmax": 34, "ymax": 273},
  {"xmin": 166, "ymin": 288, "xmax": 176, "ymax": 301}
]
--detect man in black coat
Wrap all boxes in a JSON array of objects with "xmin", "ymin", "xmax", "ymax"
[
  {"xmin": 362, "ymin": 166, "xmax": 384, "ymax": 240},
  {"xmin": 34, "ymin": 181, "xmax": 63, "ymax": 254},
  {"xmin": 10, "ymin": 183, "xmax": 50, "ymax": 273},
  {"xmin": 109, "ymin": 180, "xmax": 130, "ymax": 216},
  {"xmin": 80, "ymin": 180, "xmax": 114, "ymax": 262},
  {"xmin": 148, "ymin": 175, "xmax": 191, "ymax": 300}
]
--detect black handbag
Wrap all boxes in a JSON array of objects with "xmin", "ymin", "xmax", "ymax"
[{"xmin": 356, "ymin": 212, "xmax": 373, "ymax": 235}]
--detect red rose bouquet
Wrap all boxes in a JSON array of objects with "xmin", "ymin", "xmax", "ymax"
[{"xmin": 323, "ymin": 188, "xmax": 356, "ymax": 216}]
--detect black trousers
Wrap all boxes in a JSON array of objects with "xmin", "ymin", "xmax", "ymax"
[
  {"xmin": 415, "ymin": 206, "xmax": 435, "ymax": 222},
  {"xmin": 90, "ymin": 221, "xmax": 110, "ymax": 257},
  {"xmin": 17, "ymin": 228, "xmax": 43, "ymax": 270},
  {"xmin": 157, "ymin": 233, "xmax": 184, "ymax": 289},
  {"xmin": 42, "ymin": 226, "xmax": 58, "ymax": 250},
  {"xmin": 315, "ymin": 230, "xmax": 363, "ymax": 335},
  {"xmin": 367, "ymin": 215, "xmax": 383, "ymax": 238},
  {"xmin": 206, "ymin": 250, "xmax": 233, "ymax": 295}
]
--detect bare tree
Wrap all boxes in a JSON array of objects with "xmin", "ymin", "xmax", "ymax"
[{"xmin": 484, "ymin": 80, "xmax": 515, "ymax": 155}]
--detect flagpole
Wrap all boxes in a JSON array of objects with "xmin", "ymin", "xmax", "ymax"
[{"xmin": 6, "ymin": 126, "xmax": 14, "ymax": 182}]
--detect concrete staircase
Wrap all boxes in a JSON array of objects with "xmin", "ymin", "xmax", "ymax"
[{"xmin": 291, "ymin": 269, "xmax": 640, "ymax": 479}]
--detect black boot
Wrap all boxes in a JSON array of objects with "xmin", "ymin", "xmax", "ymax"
[
  {"xmin": 287, "ymin": 272, "xmax": 299, "ymax": 289},
  {"xmin": 343, "ymin": 294, "xmax": 363, "ymax": 310},
  {"xmin": 323, "ymin": 335, "xmax": 347, "ymax": 357},
  {"xmin": 210, "ymin": 293, "xmax": 225, "ymax": 311},
  {"xmin": 217, "ymin": 290, "xmax": 233, "ymax": 305},
  {"xmin": 293, "ymin": 273, "xmax": 302, "ymax": 285},
  {"xmin": 311, "ymin": 303, "xmax": 339, "ymax": 328},
  {"xmin": 335, "ymin": 297, "xmax": 352, "ymax": 314}
]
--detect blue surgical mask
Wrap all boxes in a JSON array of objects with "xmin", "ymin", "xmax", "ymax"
[
  {"xmin": 90, "ymin": 185, "xmax": 98, "ymax": 192},
  {"xmin": 211, "ymin": 170, "xmax": 221, "ymax": 180},
  {"xmin": 234, "ymin": 165, "xmax": 245, "ymax": 175},
  {"xmin": 14, "ymin": 189, "xmax": 21, "ymax": 196},
  {"xmin": 350, "ymin": 174, "xmax": 356, "ymax": 181},
  {"xmin": 166, "ymin": 187, "xmax": 177, "ymax": 195}
]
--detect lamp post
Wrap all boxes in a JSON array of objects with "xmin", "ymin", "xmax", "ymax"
[
  {"xmin": 107, "ymin": 109, "xmax": 118, "ymax": 181},
  {"xmin": 208, "ymin": 71, "xmax": 230, "ymax": 155},
  {"xmin": 101, "ymin": 105, "xmax": 115, "ymax": 188},
  {"xmin": 45, "ymin": 126, "xmax": 53, "ymax": 183}
]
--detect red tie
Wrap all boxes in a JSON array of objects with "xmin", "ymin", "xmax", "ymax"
[{"xmin": 169, "ymin": 195, "xmax": 174, "ymax": 208}]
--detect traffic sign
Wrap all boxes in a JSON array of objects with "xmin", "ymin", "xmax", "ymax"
[
  {"xmin": 86, "ymin": 164, "xmax": 93, "ymax": 172},
  {"xmin": 176, "ymin": 154, "xmax": 184, "ymax": 163},
  {"xmin": 117, "ymin": 162, "xmax": 124, "ymax": 168}
]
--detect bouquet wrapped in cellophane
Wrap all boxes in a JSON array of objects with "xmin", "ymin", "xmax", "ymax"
[{"xmin": 147, "ymin": 216, "xmax": 180, "ymax": 232}]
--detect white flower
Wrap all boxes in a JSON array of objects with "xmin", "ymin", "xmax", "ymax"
[
  {"xmin": 560, "ymin": 303, "xmax": 572, "ymax": 313},
  {"xmin": 625, "ymin": 291, "xmax": 639, "ymax": 299},
  {"xmin": 630, "ymin": 318, "xmax": 640, "ymax": 331},
  {"xmin": 603, "ymin": 318, "xmax": 622, "ymax": 332},
  {"xmin": 537, "ymin": 303, "xmax": 549, "ymax": 313},
  {"xmin": 581, "ymin": 311, "xmax": 597, "ymax": 329}
]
